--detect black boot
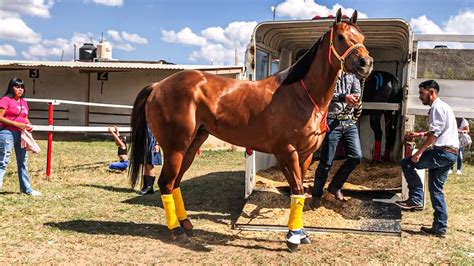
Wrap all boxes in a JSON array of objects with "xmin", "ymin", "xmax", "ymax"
[{"xmin": 139, "ymin": 175, "xmax": 155, "ymax": 195}]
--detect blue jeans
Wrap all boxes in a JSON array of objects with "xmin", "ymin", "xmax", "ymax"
[
  {"xmin": 146, "ymin": 126, "xmax": 162, "ymax": 165},
  {"xmin": 313, "ymin": 119, "xmax": 362, "ymax": 197},
  {"xmin": 0, "ymin": 129, "xmax": 33, "ymax": 194},
  {"xmin": 400, "ymin": 148, "xmax": 457, "ymax": 234},
  {"xmin": 451, "ymin": 147, "xmax": 464, "ymax": 171}
]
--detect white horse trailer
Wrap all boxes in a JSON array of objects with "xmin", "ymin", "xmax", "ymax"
[{"xmin": 237, "ymin": 18, "xmax": 474, "ymax": 234}]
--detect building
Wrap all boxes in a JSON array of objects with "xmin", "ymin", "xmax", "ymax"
[{"xmin": 0, "ymin": 60, "xmax": 243, "ymax": 148}]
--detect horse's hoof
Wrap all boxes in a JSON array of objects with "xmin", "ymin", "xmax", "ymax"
[
  {"xmin": 286, "ymin": 241, "xmax": 299, "ymax": 252},
  {"xmin": 300, "ymin": 229, "xmax": 311, "ymax": 244},
  {"xmin": 170, "ymin": 227, "xmax": 188, "ymax": 243},
  {"xmin": 285, "ymin": 230, "xmax": 302, "ymax": 252},
  {"xmin": 180, "ymin": 219, "xmax": 194, "ymax": 237},
  {"xmin": 300, "ymin": 236, "xmax": 311, "ymax": 244}
]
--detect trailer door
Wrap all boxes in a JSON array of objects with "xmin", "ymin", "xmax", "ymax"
[{"xmin": 407, "ymin": 34, "xmax": 474, "ymax": 119}]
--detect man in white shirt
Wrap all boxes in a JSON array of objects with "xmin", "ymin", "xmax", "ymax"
[{"xmin": 395, "ymin": 80, "xmax": 458, "ymax": 238}]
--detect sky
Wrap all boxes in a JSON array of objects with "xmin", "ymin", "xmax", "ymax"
[{"xmin": 0, "ymin": 0, "xmax": 473, "ymax": 65}]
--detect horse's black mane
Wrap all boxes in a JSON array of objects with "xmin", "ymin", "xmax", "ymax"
[
  {"xmin": 277, "ymin": 21, "xmax": 361, "ymax": 85},
  {"xmin": 281, "ymin": 35, "xmax": 323, "ymax": 85}
]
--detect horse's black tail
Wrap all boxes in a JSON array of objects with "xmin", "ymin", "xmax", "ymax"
[{"xmin": 129, "ymin": 85, "xmax": 153, "ymax": 188}]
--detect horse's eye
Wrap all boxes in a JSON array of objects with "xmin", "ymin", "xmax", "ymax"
[{"xmin": 338, "ymin": 34, "xmax": 344, "ymax": 41}]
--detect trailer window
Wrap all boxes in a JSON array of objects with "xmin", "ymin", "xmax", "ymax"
[
  {"xmin": 255, "ymin": 49, "xmax": 269, "ymax": 80},
  {"xmin": 271, "ymin": 56, "xmax": 279, "ymax": 74}
]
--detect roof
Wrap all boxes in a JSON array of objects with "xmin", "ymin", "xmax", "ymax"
[
  {"xmin": 253, "ymin": 18, "xmax": 411, "ymax": 60},
  {"xmin": 0, "ymin": 60, "xmax": 243, "ymax": 72}
]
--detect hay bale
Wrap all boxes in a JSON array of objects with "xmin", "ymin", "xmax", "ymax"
[{"xmin": 255, "ymin": 160, "xmax": 401, "ymax": 191}]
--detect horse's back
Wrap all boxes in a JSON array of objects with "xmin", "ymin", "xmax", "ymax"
[
  {"xmin": 363, "ymin": 71, "xmax": 401, "ymax": 103},
  {"xmin": 146, "ymin": 69, "xmax": 262, "ymax": 135}
]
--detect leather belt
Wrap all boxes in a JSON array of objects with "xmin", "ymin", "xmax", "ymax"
[{"xmin": 434, "ymin": 146, "xmax": 459, "ymax": 154}]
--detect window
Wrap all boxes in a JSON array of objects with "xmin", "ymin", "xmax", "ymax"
[
  {"xmin": 271, "ymin": 56, "xmax": 280, "ymax": 74},
  {"xmin": 255, "ymin": 49, "xmax": 269, "ymax": 80}
]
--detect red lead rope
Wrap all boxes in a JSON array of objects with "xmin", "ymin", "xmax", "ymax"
[
  {"xmin": 299, "ymin": 79, "xmax": 329, "ymax": 133},
  {"xmin": 244, "ymin": 80, "xmax": 328, "ymax": 156}
]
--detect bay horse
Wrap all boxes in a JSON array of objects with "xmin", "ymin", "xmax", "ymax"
[
  {"xmin": 129, "ymin": 9, "xmax": 373, "ymax": 252},
  {"xmin": 362, "ymin": 70, "xmax": 402, "ymax": 161}
]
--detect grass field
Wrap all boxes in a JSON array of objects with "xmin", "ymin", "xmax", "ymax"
[{"xmin": 0, "ymin": 140, "xmax": 473, "ymax": 263}]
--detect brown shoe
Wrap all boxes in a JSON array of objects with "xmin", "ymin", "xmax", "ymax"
[
  {"xmin": 328, "ymin": 187, "xmax": 346, "ymax": 201},
  {"xmin": 420, "ymin": 226, "xmax": 446, "ymax": 238},
  {"xmin": 394, "ymin": 200, "xmax": 423, "ymax": 211}
]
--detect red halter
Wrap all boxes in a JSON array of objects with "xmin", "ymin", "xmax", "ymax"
[
  {"xmin": 328, "ymin": 27, "xmax": 365, "ymax": 74},
  {"xmin": 298, "ymin": 26, "xmax": 365, "ymax": 134}
]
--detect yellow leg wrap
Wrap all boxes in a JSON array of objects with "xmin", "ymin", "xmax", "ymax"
[
  {"xmin": 161, "ymin": 194, "xmax": 179, "ymax": 230},
  {"xmin": 172, "ymin": 187, "xmax": 188, "ymax": 221},
  {"xmin": 288, "ymin": 195, "xmax": 305, "ymax": 230}
]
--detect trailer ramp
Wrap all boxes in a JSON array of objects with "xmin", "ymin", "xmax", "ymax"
[{"xmin": 235, "ymin": 174, "xmax": 401, "ymax": 236}]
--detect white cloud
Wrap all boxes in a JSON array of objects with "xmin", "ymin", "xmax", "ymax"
[
  {"xmin": 0, "ymin": 17, "xmax": 41, "ymax": 43},
  {"xmin": 161, "ymin": 27, "xmax": 207, "ymax": 46},
  {"xmin": 115, "ymin": 43, "xmax": 135, "ymax": 51},
  {"xmin": 20, "ymin": 30, "xmax": 144, "ymax": 60},
  {"xmin": 22, "ymin": 32, "xmax": 97, "ymax": 60},
  {"xmin": 274, "ymin": 0, "xmax": 367, "ymax": 20},
  {"xmin": 107, "ymin": 30, "xmax": 123, "ymax": 42},
  {"xmin": 0, "ymin": 10, "xmax": 21, "ymax": 19},
  {"xmin": 443, "ymin": 9, "xmax": 474, "ymax": 34},
  {"xmin": 43, "ymin": 38, "xmax": 70, "ymax": 48},
  {"xmin": 70, "ymin": 32, "xmax": 97, "ymax": 46},
  {"xmin": 105, "ymin": 30, "xmax": 146, "ymax": 52},
  {"xmin": 162, "ymin": 21, "xmax": 257, "ymax": 65},
  {"xmin": 410, "ymin": 10, "xmax": 474, "ymax": 48},
  {"xmin": 86, "ymin": 0, "xmax": 123, "ymax": 7},
  {"xmin": 189, "ymin": 43, "xmax": 231, "ymax": 65},
  {"xmin": 223, "ymin": 21, "xmax": 258, "ymax": 47},
  {"xmin": 410, "ymin": 15, "xmax": 444, "ymax": 34},
  {"xmin": 161, "ymin": 1, "xmax": 368, "ymax": 65},
  {"xmin": 122, "ymin": 31, "xmax": 148, "ymax": 44},
  {"xmin": 201, "ymin": 27, "xmax": 229, "ymax": 46},
  {"xmin": 0, "ymin": 0, "xmax": 54, "ymax": 18},
  {"xmin": 0, "ymin": 44, "xmax": 16, "ymax": 56},
  {"xmin": 22, "ymin": 43, "xmax": 62, "ymax": 60}
]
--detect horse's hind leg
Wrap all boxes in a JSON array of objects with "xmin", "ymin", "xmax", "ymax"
[
  {"xmin": 369, "ymin": 111, "xmax": 383, "ymax": 162},
  {"xmin": 172, "ymin": 128, "xmax": 209, "ymax": 237},
  {"xmin": 383, "ymin": 110, "xmax": 399, "ymax": 161},
  {"xmin": 158, "ymin": 149, "xmax": 189, "ymax": 242}
]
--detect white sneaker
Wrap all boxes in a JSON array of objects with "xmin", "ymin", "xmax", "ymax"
[
  {"xmin": 448, "ymin": 169, "xmax": 453, "ymax": 174},
  {"xmin": 28, "ymin": 190, "xmax": 42, "ymax": 196},
  {"xmin": 456, "ymin": 170, "xmax": 462, "ymax": 175}
]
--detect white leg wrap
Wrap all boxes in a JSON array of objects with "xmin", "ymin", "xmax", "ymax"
[{"xmin": 285, "ymin": 229, "xmax": 302, "ymax": 245}]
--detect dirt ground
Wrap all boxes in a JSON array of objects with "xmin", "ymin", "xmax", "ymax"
[{"xmin": 0, "ymin": 141, "xmax": 473, "ymax": 264}]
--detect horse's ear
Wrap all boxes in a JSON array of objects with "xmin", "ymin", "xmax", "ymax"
[
  {"xmin": 350, "ymin": 10, "xmax": 358, "ymax": 24},
  {"xmin": 334, "ymin": 8, "xmax": 342, "ymax": 25}
]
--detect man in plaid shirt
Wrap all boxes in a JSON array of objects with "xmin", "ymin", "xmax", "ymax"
[{"xmin": 312, "ymin": 72, "xmax": 362, "ymax": 206}]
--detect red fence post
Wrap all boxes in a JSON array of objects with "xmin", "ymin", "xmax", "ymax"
[{"xmin": 46, "ymin": 103, "xmax": 54, "ymax": 180}]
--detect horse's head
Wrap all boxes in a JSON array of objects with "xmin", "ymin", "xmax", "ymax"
[{"xmin": 328, "ymin": 8, "xmax": 373, "ymax": 79}]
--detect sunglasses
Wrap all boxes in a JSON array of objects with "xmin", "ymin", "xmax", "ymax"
[{"xmin": 14, "ymin": 84, "xmax": 25, "ymax": 88}]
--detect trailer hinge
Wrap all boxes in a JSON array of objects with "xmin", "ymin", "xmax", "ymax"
[{"xmin": 410, "ymin": 51, "xmax": 417, "ymax": 62}]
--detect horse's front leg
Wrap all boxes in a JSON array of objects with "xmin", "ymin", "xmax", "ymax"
[{"xmin": 274, "ymin": 147, "xmax": 311, "ymax": 252}]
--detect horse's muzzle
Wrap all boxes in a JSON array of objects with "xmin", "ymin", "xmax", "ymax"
[{"xmin": 353, "ymin": 56, "xmax": 373, "ymax": 79}]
